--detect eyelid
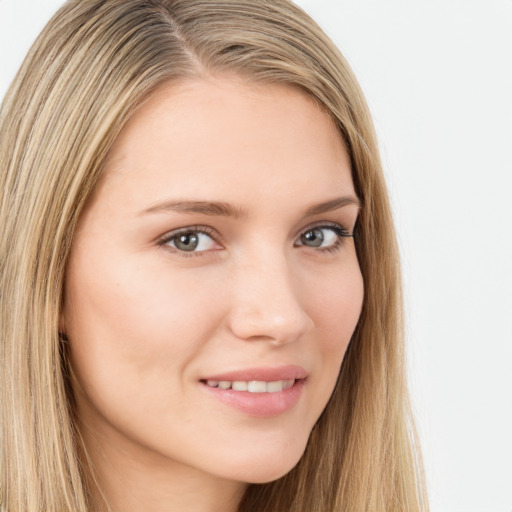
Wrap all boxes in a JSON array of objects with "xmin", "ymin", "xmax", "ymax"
[
  {"xmin": 293, "ymin": 221, "xmax": 354, "ymax": 254},
  {"xmin": 157, "ymin": 225, "xmax": 223, "ymax": 254},
  {"xmin": 294, "ymin": 221, "xmax": 353, "ymax": 241},
  {"xmin": 155, "ymin": 221, "xmax": 354, "ymax": 257}
]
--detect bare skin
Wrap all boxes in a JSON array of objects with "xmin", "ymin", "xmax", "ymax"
[{"xmin": 62, "ymin": 76, "xmax": 363, "ymax": 512}]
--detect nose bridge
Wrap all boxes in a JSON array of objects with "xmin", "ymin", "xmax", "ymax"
[{"xmin": 228, "ymin": 246, "xmax": 312, "ymax": 344}]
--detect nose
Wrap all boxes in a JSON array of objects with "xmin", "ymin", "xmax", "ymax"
[{"xmin": 227, "ymin": 252, "xmax": 314, "ymax": 345}]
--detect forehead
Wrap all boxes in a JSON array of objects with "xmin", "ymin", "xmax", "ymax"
[{"xmin": 94, "ymin": 76, "xmax": 354, "ymax": 215}]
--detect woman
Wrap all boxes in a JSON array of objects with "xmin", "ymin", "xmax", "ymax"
[{"xmin": 0, "ymin": 1, "xmax": 428, "ymax": 511}]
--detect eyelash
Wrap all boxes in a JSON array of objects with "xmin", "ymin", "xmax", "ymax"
[
  {"xmin": 301, "ymin": 223, "xmax": 353, "ymax": 254},
  {"xmin": 157, "ymin": 223, "xmax": 353, "ymax": 257},
  {"xmin": 158, "ymin": 225, "xmax": 218, "ymax": 258}
]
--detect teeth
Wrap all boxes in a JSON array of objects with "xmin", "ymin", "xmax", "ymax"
[
  {"xmin": 248, "ymin": 381, "xmax": 267, "ymax": 393},
  {"xmin": 266, "ymin": 380, "xmax": 283, "ymax": 392},
  {"xmin": 283, "ymin": 379, "xmax": 295, "ymax": 390},
  {"xmin": 232, "ymin": 381, "xmax": 248, "ymax": 391},
  {"xmin": 205, "ymin": 379, "xmax": 296, "ymax": 393}
]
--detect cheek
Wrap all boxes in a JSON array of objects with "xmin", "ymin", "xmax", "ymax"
[
  {"xmin": 62, "ymin": 252, "xmax": 230, "ymax": 457},
  {"xmin": 63, "ymin": 249, "xmax": 224, "ymax": 393},
  {"xmin": 300, "ymin": 257, "xmax": 364, "ymax": 408},
  {"xmin": 310, "ymin": 259, "xmax": 364, "ymax": 348}
]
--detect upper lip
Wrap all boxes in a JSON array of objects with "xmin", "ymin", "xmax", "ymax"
[{"xmin": 201, "ymin": 365, "xmax": 308, "ymax": 382}]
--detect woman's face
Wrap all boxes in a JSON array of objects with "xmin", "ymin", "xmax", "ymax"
[{"xmin": 62, "ymin": 77, "xmax": 363, "ymax": 487}]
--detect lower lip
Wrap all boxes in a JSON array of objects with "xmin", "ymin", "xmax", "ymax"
[{"xmin": 200, "ymin": 379, "xmax": 305, "ymax": 418}]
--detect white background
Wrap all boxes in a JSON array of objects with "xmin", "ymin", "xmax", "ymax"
[{"xmin": 1, "ymin": 1, "xmax": 511, "ymax": 511}]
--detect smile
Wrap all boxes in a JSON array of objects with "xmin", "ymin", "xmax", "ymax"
[
  {"xmin": 199, "ymin": 366, "xmax": 307, "ymax": 417},
  {"xmin": 203, "ymin": 379, "xmax": 296, "ymax": 393}
]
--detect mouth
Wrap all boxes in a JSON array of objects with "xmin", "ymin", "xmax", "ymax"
[
  {"xmin": 200, "ymin": 379, "xmax": 297, "ymax": 393},
  {"xmin": 199, "ymin": 366, "xmax": 307, "ymax": 417}
]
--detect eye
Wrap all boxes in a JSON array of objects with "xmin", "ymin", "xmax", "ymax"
[
  {"xmin": 295, "ymin": 224, "xmax": 352, "ymax": 251},
  {"xmin": 160, "ymin": 227, "xmax": 220, "ymax": 253}
]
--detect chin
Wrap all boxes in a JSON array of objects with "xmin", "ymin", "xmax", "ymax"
[
  {"xmin": 245, "ymin": 465, "xmax": 298, "ymax": 485},
  {"xmin": 222, "ymin": 444, "xmax": 306, "ymax": 485}
]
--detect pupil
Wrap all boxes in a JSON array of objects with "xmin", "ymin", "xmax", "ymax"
[
  {"xmin": 302, "ymin": 228, "xmax": 324, "ymax": 247},
  {"xmin": 176, "ymin": 233, "xmax": 199, "ymax": 251}
]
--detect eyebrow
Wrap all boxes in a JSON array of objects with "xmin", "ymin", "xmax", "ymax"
[
  {"xmin": 303, "ymin": 196, "xmax": 361, "ymax": 216},
  {"xmin": 139, "ymin": 195, "xmax": 360, "ymax": 218},
  {"xmin": 140, "ymin": 200, "xmax": 247, "ymax": 218}
]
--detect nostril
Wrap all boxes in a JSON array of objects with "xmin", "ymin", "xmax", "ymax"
[{"xmin": 227, "ymin": 306, "xmax": 313, "ymax": 345}]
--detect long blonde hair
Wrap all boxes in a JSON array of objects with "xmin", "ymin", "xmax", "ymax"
[{"xmin": 0, "ymin": 1, "xmax": 428, "ymax": 510}]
